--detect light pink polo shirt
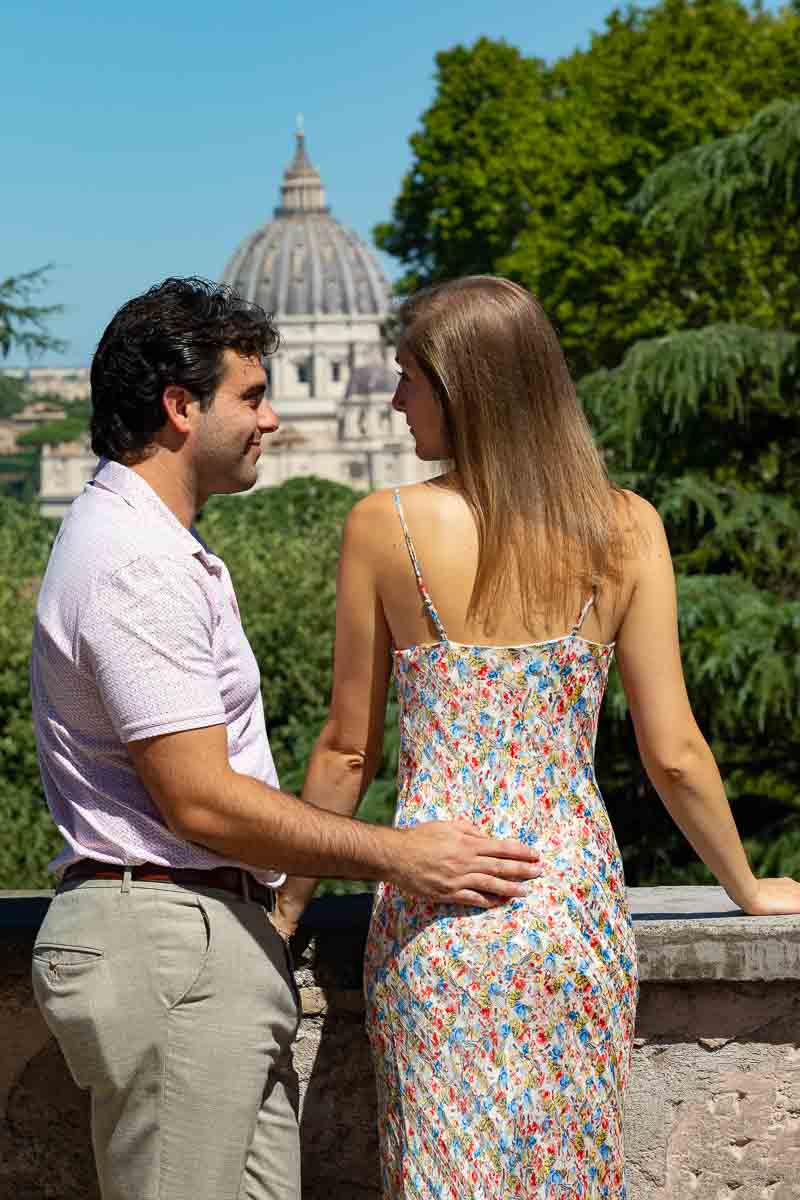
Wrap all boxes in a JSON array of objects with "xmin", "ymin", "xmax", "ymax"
[{"xmin": 31, "ymin": 458, "xmax": 283, "ymax": 885}]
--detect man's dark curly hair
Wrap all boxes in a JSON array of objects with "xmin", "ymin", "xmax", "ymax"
[{"xmin": 90, "ymin": 277, "xmax": 280, "ymax": 461}]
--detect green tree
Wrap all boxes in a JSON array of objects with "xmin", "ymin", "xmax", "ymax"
[
  {"xmin": 0, "ymin": 266, "xmax": 67, "ymax": 501},
  {"xmin": 377, "ymin": 1, "xmax": 800, "ymax": 373},
  {"xmin": 15, "ymin": 397, "xmax": 91, "ymax": 449},
  {"xmin": 0, "ymin": 267, "xmax": 65, "ymax": 360},
  {"xmin": 0, "ymin": 372, "xmax": 29, "ymax": 419},
  {"xmin": 579, "ymin": 101, "xmax": 800, "ymax": 884},
  {"xmin": 374, "ymin": 39, "xmax": 551, "ymax": 292},
  {"xmin": 633, "ymin": 96, "xmax": 800, "ymax": 256},
  {"xmin": 0, "ymin": 497, "xmax": 60, "ymax": 888}
]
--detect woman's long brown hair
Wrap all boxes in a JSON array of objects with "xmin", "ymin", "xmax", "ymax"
[{"xmin": 398, "ymin": 276, "xmax": 627, "ymax": 632}]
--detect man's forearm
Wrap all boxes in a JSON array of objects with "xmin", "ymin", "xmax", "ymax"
[
  {"xmin": 173, "ymin": 766, "xmax": 397, "ymax": 880},
  {"xmin": 133, "ymin": 725, "xmax": 544, "ymax": 906}
]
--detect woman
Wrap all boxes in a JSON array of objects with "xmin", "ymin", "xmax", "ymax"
[{"xmin": 273, "ymin": 276, "xmax": 800, "ymax": 1198}]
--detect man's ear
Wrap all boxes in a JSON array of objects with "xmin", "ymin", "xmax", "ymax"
[{"xmin": 162, "ymin": 385, "xmax": 197, "ymax": 434}]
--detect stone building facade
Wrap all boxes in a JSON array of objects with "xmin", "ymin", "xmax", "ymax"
[{"xmin": 1, "ymin": 367, "xmax": 90, "ymax": 404}]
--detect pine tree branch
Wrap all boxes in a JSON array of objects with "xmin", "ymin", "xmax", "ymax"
[
  {"xmin": 676, "ymin": 575, "xmax": 800, "ymax": 731},
  {"xmin": 0, "ymin": 266, "xmax": 66, "ymax": 359},
  {"xmin": 631, "ymin": 99, "xmax": 800, "ymax": 256},
  {"xmin": 578, "ymin": 324, "xmax": 798, "ymax": 467},
  {"xmin": 654, "ymin": 474, "xmax": 800, "ymax": 585},
  {"xmin": 604, "ymin": 575, "xmax": 800, "ymax": 734}
]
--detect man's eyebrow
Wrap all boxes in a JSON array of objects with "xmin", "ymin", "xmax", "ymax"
[{"xmin": 242, "ymin": 383, "xmax": 267, "ymax": 398}]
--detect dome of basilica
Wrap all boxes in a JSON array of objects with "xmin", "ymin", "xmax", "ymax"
[{"xmin": 223, "ymin": 128, "xmax": 391, "ymax": 319}]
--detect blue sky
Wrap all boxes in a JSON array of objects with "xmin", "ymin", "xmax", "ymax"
[{"xmin": 1, "ymin": 0, "xmax": 777, "ymax": 366}]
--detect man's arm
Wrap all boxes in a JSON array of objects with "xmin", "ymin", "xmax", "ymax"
[
  {"xmin": 87, "ymin": 550, "xmax": 541, "ymax": 907},
  {"xmin": 128, "ymin": 726, "xmax": 542, "ymax": 906}
]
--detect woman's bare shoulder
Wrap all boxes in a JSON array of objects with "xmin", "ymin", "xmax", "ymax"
[
  {"xmin": 613, "ymin": 488, "xmax": 669, "ymax": 557},
  {"xmin": 341, "ymin": 487, "xmax": 406, "ymax": 560},
  {"xmin": 344, "ymin": 487, "xmax": 394, "ymax": 529},
  {"xmin": 343, "ymin": 478, "xmax": 457, "ymax": 563}
]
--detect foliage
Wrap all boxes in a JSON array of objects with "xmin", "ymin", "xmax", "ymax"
[
  {"xmin": 377, "ymin": 1, "xmax": 800, "ymax": 373},
  {"xmin": 580, "ymin": 323, "xmax": 799, "ymax": 476},
  {"xmin": 0, "ymin": 480, "xmax": 388, "ymax": 891},
  {"xmin": 633, "ymin": 98, "xmax": 800, "ymax": 253},
  {"xmin": 374, "ymin": 39, "xmax": 550, "ymax": 293},
  {"xmin": 379, "ymin": 15, "xmax": 800, "ymax": 883},
  {"xmin": 0, "ymin": 499, "xmax": 59, "ymax": 888},
  {"xmin": 0, "ymin": 263, "xmax": 69, "ymax": 504},
  {"xmin": 15, "ymin": 398, "xmax": 91, "ymax": 449},
  {"xmin": 0, "ymin": 373, "xmax": 29, "ymax": 418},
  {"xmin": 579, "ymin": 101, "xmax": 800, "ymax": 885},
  {"xmin": 0, "ymin": 393, "xmax": 88, "ymax": 501},
  {"xmin": 0, "ymin": 451, "xmax": 40, "ymax": 502},
  {"xmin": 0, "ymin": 267, "xmax": 65, "ymax": 360}
]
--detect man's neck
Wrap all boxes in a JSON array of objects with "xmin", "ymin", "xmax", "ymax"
[{"xmin": 130, "ymin": 452, "xmax": 199, "ymax": 529}]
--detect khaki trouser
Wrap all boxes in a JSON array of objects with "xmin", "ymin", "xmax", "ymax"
[{"xmin": 32, "ymin": 876, "xmax": 301, "ymax": 1200}]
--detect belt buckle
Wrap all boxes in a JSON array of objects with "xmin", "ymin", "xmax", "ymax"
[{"xmin": 239, "ymin": 869, "xmax": 276, "ymax": 912}]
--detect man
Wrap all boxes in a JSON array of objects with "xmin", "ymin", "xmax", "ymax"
[{"xmin": 30, "ymin": 277, "xmax": 541, "ymax": 1200}]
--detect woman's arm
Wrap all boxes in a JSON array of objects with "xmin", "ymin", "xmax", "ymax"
[
  {"xmin": 271, "ymin": 495, "xmax": 393, "ymax": 936},
  {"xmin": 614, "ymin": 494, "xmax": 800, "ymax": 916}
]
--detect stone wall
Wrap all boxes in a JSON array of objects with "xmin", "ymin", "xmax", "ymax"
[{"xmin": 2, "ymin": 887, "xmax": 799, "ymax": 1199}]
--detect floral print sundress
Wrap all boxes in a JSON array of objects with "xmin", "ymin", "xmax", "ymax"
[{"xmin": 364, "ymin": 491, "xmax": 638, "ymax": 1200}]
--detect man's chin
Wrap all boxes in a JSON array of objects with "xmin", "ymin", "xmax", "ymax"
[{"xmin": 214, "ymin": 468, "xmax": 260, "ymax": 497}]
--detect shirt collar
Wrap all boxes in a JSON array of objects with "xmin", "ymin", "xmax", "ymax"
[{"xmin": 89, "ymin": 458, "xmax": 220, "ymax": 569}]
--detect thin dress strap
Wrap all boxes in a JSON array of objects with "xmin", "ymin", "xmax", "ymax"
[
  {"xmin": 571, "ymin": 590, "xmax": 596, "ymax": 636},
  {"xmin": 393, "ymin": 489, "xmax": 448, "ymax": 643}
]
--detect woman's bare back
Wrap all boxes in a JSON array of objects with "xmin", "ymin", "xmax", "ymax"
[{"xmin": 371, "ymin": 477, "xmax": 634, "ymax": 652}]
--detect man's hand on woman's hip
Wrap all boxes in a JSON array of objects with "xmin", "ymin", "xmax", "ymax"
[{"xmin": 388, "ymin": 820, "xmax": 543, "ymax": 907}]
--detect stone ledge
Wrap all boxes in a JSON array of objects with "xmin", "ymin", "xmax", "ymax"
[
  {"xmin": 5, "ymin": 886, "xmax": 800, "ymax": 984},
  {"xmin": 629, "ymin": 886, "xmax": 800, "ymax": 982},
  {"xmin": 3, "ymin": 885, "xmax": 800, "ymax": 1200}
]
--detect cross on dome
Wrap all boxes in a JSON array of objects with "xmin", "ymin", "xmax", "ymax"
[{"xmin": 277, "ymin": 122, "xmax": 327, "ymax": 215}]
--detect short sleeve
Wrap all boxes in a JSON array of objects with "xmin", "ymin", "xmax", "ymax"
[{"xmin": 81, "ymin": 554, "xmax": 226, "ymax": 742}]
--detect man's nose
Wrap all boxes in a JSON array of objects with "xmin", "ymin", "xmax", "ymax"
[
  {"xmin": 258, "ymin": 400, "xmax": 280, "ymax": 433},
  {"xmin": 391, "ymin": 388, "xmax": 404, "ymax": 413}
]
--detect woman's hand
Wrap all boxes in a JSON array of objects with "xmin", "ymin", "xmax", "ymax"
[
  {"xmin": 736, "ymin": 877, "xmax": 800, "ymax": 917},
  {"xmin": 269, "ymin": 892, "xmax": 305, "ymax": 943}
]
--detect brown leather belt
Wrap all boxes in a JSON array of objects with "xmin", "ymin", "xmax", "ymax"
[{"xmin": 61, "ymin": 860, "xmax": 276, "ymax": 910}]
